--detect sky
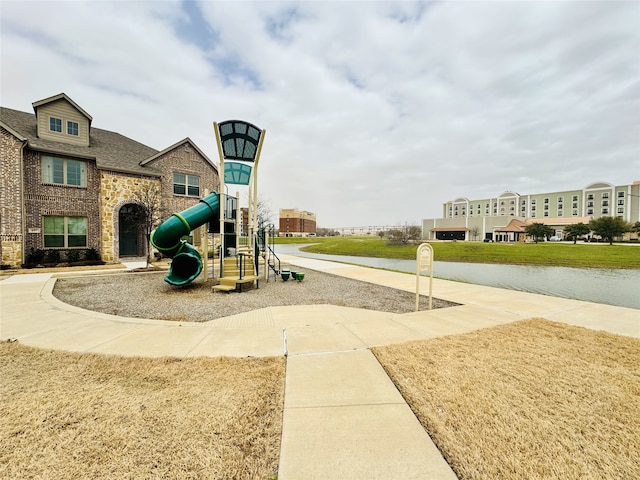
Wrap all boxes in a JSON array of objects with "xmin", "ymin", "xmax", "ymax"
[{"xmin": 1, "ymin": 0, "xmax": 639, "ymax": 228}]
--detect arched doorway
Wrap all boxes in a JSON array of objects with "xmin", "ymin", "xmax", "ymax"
[{"xmin": 118, "ymin": 203, "xmax": 145, "ymax": 257}]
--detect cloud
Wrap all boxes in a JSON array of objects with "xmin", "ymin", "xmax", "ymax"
[{"xmin": 2, "ymin": 0, "xmax": 638, "ymax": 227}]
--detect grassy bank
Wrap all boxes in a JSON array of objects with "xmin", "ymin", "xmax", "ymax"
[{"xmin": 275, "ymin": 236, "xmax": 640, "ymax": 269}]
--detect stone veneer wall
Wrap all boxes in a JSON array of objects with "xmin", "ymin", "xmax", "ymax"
[
  {"xmin": 0, "ymin": 128, "xmax": 24, "ymax": 267},
  {"xmin": 100, "ymin": 171, "xmax": 160, "ymax": 263}
]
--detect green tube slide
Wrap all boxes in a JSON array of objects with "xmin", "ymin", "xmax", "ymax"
[{"xmin": 150, "ymin": 192, "xmax": 219, "ymax": 286}]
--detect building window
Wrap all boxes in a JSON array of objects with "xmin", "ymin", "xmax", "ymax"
[
  {"xmin": 558, "ymin": 210, "xmax": 563, "ymax": 217},
  {"xmin": 572, "ymin": 209, "xmax": 578, "ymax": 216},
  {"xmin": 572, "ymin": 202, "xmax": 578, "ymax": 208},
  {"xmin": 587, "ymin": 208, "xmax": 594, "ymax": 215},
  {"xmin": 42, "ymin": 156, "xmax": 86, "ymax": 187},
  {"xmin": 531, "ymin": 199, "xmax": 536, "ymax": 205},
  {"xmin": 602, "ymin": 192, "xmax": 609, "ymax": 199},
  {"xmin": 67, "ymin": 121, "xmax": 79, "ymax": 136},
  {"xmin": 618, "ymin": 207, "xmax": 624, "ymax": 214},
  {"xmin": 173, "ymin": 173, "xmax": 200, "ymax": 196},
  {"xmin": 544, "ymin": 212, "xmax": 549, "ymax": 217},
  {"xmin": 587, "ymin": 194, "xmax": 594, "ymax": 200},
  {"xmin": 602, "ymin": 200, "xmax": 609, "ymax": 207},
  {"xmin": 49, "ymin": 117, "xmax": 62, "ymax": 132},
  {"xmin": 43, "ymin": 216, "xmax": 87, "ymax": 248},
  {"xmin": 602, "ymin": 208, "xmax": 609, "ymax": 214},
  {"xmin": 544, "ymin": 205, "xmax": 549, "ymax": 211},
  {"xmin": 531, "ymin": 206, "xmax": 536, "ymax": 211},
  {"xmin": 572, "ymin": 195, "xmax": 578, "ymax": 201},
  {"xmin": 557, "ymin": 196, "xmax": 563, "ymax": 202},
  {"xmin": 587, "ymin": 201, "xmax": 594, "ymax": 208},
  {"xmin": 531, "ymin": 212, "xmax": 536, "ymax": 218},
  {"xmin": 544, "ymin": 198, "xmax": 549, "ymax": 204},
  {"xmin": 618, "ymin": 199, "xmax": 624, "ymax": 206},
  {"xmin": 618, "ymin": 192, "xmax": 625, "ymax": 198}
]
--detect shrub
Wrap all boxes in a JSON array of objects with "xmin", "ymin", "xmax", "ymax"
[
  {"xmin": 66, "ymin": 249, "xmax": 81, "ymax": 263},
  {"xmin": 45, "ymin": 249, "xmax": 61, "ymax": 264},
  {"xmin": 85, "ymin": 247, "xmax": 101, "ymax": 261},
  {"xmin": 26, "ymin": 248, "xmax": 45, "ymax": 265}
]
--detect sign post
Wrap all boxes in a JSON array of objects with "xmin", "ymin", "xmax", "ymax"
[{"xmin": 416, "ymin": 243, "xmax": 434, "ymax": 311}]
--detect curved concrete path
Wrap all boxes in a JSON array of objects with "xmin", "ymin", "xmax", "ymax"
[{"xmin": 1, "ymin": 255, "xmax": 638, "ymax": 479}]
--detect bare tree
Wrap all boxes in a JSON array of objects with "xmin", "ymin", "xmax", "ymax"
[
  {"xmin": 122, "ymin": 182, "xmax": 162, "ymax": 267},
  {"xmin": 386, "ymin": 223, "xmax": 422, "ymax": 245}
]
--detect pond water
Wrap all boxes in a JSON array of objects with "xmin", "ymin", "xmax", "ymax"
[{"xmin": 274, "ymin": 244, "xmax": 640, "ymax": 309}]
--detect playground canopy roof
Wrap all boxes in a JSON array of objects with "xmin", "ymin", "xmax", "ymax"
[
  {"xmin": 224, "ymin": 162, "xmax": 252, "ymax": 185},
  {"xmin": 218, "ymin": 120, "xmax": 262, "ymax": 162}
]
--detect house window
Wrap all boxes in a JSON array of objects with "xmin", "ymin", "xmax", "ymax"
[
  {"xmin": 67, "ymin": 121, "xmax": 79, "ymax": 136},
  {"xmin": 49, "ymin": 117, "xmax": 62, "ymax": 132},
  {"xmin": 173, "ymin": 173, "xmax": 200, "ymax": 196},
  {"xmin": 43, "ymin": 216, "xmax": 87, "ymax": 248},
  {"xmin": 42, "ymin": 156, "xmax": 86, "ymax": 187}
]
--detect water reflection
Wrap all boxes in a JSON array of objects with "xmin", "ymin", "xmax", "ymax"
[{"xmin": 274, "ymin": 244, "xmax": 640, "ymax": 309}]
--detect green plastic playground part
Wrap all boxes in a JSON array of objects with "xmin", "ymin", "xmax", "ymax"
[
  {"xmin": 164, "ymin": 242, "xmax": 203, "ymax": 286},
  {"xmin": 150, "ymin": 192, "xmax": 220, "ymax": 286}
]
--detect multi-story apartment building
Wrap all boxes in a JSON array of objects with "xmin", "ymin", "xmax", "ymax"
[
  {"xmin": 279, "ymin": 208, "xmax": 317, "ymax": 237},
  {"xmin": 1, "ymin": 93, "xmax": 219, "ymax": 267},
  {"xmin": 422, "ymin": 181, "xmax": 640, "ymax": 242}
]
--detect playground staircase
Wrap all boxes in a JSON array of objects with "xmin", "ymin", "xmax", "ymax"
[
  {"xmin": 257, "ymin": 224, "xmax": 281, "ymax": 281},
  {"xmin": 212, "ymin": 252, "xmax": 260, "ymax": 293}
]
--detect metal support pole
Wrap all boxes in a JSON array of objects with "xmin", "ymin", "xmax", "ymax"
[{"xmin": 213, "ymin": 122, "xmax": 225, "ymax": 277}]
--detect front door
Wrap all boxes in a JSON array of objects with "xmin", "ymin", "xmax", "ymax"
[{"xmin": 119, "ymin": 204, "xmax": 142, "ymax": 257}]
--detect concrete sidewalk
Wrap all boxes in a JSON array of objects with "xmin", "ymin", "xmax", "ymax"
[{"xmin": 1, "ymin": 255, "xmax": 638, "ymax": 479}]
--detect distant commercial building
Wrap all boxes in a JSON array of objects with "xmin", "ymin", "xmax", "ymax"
[
  {"xmin": 279, "ymin": 208, "xmax": 317, "ymax": 237},
  {"xmin": 422, "ymin": 181, "xmax": 640, "ymax": 242},
  {"xmin": 335, "ymin": 226, "xmax": 391, "ymax": 236}
]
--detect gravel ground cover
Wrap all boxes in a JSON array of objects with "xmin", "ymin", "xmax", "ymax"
[{"xmin": 53, "ymin": 269, "xmax": 458, "ymax": 322}]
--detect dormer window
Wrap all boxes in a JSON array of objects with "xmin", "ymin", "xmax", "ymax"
[
  {"xmin": 50, "ymin": 117, "xmax": 62, "ymax": 132},
  {"xmin": 67, "ymin": 121, "xmax": 79, "ymax": 136}
]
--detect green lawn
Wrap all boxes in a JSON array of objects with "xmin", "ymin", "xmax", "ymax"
[{"xmin": 274, "ymin": 236, "xmax": 640, "ymax": 269}]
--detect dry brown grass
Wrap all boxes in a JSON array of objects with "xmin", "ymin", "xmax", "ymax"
[
  {"xmin": 373, "ymin": 318, "xmax": 640, "ymax": 480},
  {"xmin": 0, "ymin": 343, "xmax": 285, "ymax": 479}
]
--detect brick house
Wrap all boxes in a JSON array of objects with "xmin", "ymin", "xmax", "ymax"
[{"xmin": 0, "ymin": 93, "xmax": 219, "ymax": 267}]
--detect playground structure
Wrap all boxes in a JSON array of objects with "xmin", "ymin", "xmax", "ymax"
[{"xmin": 150, "ymin": 120, "xmax": 282, "ymax": 290}]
